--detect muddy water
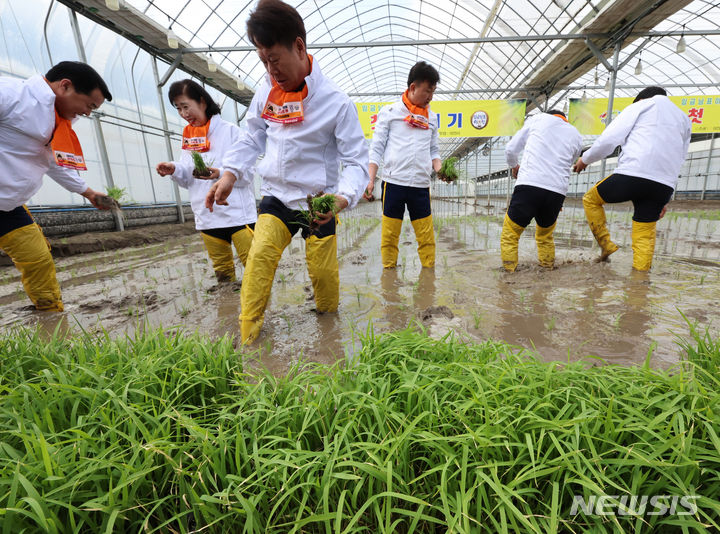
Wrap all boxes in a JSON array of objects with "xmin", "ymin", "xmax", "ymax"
[{"xmin": 1, "ymin": 199, "xmax": 718, "ymax": 371}]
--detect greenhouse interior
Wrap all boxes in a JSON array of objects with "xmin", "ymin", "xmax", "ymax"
[{"xmin": 1, "ymin": 0, "xmax": 719, "ymax": 532}]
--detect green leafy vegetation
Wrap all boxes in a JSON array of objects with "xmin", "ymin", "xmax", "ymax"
[
  {"xmin": 0, "ymin": 326, "xmax": 719, "ymax": 532},
  {"xmin": 438, "ymin": 157, "xmax": 459, "ymax": 182},
  {"xmin": 300, "ymin": 193, "xmax": 338, "ymax": 230},
  {"xmin": 105, "ymin": 186, "xmax": 127, "ymax": 202},
  {"xmin": 191, "ymin": 151, "xmax": 212, "ymax": 177}
]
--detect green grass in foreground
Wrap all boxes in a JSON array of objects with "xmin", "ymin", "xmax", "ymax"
[{"xmin": 1, "ymin": 326, "xmax": 719, "ymax": 533}]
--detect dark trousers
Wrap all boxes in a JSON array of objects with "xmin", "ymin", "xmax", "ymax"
[
  {"xmin": 381, "ymin": 181, "xmax": 431, "ymax": 221},
  {"xmin": 258, "ymin": 196, "xmax": 336, "ymax": 239},
  {"xmin": 507, "ymin": 185, "xmax": 565, "ymax": 228},
  {"xmin": 0, "ymin": 205, "xmax": 34, "ymax": 237},
  {"xmin": 596, "ymin": 173, "xmax": 673, "ymax": 223}
]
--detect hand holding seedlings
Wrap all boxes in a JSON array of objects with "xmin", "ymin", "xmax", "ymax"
[
  {"xmin": 81, "ymin": 187, "xmax": 120, "ymax": 211},
  {"xmin": 195, "ymin": 167, "xmax": 220, "ymax": 180},
  {"xmin": 437, "ymin": 157, "xmax": 459, "ymax": 182},
  {"xmin": 363, "ymin": 181, "xmax": 375, "ymax": 201},
  {"xmin": 191, "ymin": 151, "xmax": 215, "ymax": 178},
  {"xmin": 156, "ymin": 162, "xmax": 175, "ymax": 176},
  {"xmin": 301, "ymin": 193, "xmax": 346, "ymax": 229}
]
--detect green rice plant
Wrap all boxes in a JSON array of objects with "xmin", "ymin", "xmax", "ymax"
[
  {"xmin": 0, "ymin": 325, "xmax": 719, "ymax": 532},
  {"xmin": 190, "ymin": 151, "xmax": 214, "ymax": 178},
  {"xmin": 105, "ymin": 186, "xmax": 127, "ymax": 202},
  {"xmin": 300, "ymin": 194, "xmax": 338, "ymax": 231},
  {"xmin": 438, "ymin": 157, "xmax": 459, "ymax": 182}
]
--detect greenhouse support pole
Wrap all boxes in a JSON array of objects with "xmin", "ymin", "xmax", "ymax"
[
  {"xmin": 600, "ymin": 42, "xmax": 621, "ymax": 178},
  {"xmin": 152, "ymin": 57, "xmax": 186, "ymax": 224},
  {"xmin": 68, "ymin": 9, "xmax": 124, "ymax": 231},
  {"xmin": 702, "ymin": 133, "xmax": 716, "ymax": 200},
  {"xmin": 474, "ymin": 151, "xmax": 478, "ymax": 205},
  {"xmin": 465, "ymin": 157, "xmax": 469, "ymax": 210},
  {"xmin": 488, "ymin": 145, "xmax": 493, "ymax": 205}
]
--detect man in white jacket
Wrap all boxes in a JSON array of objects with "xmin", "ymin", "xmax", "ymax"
[
  {"xmin": 574, "ymin": 87, "xmax": 691, "ymax": 271},
  {"xmin": 205, "ymin": 0, "xmax": 369, "ymax": 344},
  {"xmin": 0, "ymin": 61, "xmax": 111, "ymax": 311},
  {"xmin": 364, "ymin": 61, "xmax": 442, "ymax": 269},
  {"xmin": 502, "ymin": 110, "xmax": 583, "ymax": 271}
]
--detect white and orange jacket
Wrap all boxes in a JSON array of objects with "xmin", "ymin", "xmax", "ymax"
[
  {"xmin": 0, "ymin": 75, "xmax": 88, "ymax": 211},
  {"xmin": 221, "ymin": 58, "xmax": 369, "ymax": 210},
  {"xmin": 170, "ymin": 115, "xmax": 257, "ymax": 230},
  {"xmin": 368, "ymin": 101, "xmax": 440, "ymax": 189}
]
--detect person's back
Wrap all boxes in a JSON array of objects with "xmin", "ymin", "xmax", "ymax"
[
  {"xmin": 513, "ymin": 114, "xmax": 583, "ymax": 195},
  {"xmin": 575, "ymin": 86, "xmax": 692, "ymax": 271},
  {"xmin": 500, "ymin": 111, "xmax": 582, "ymax": 272},
  {"xmin": 614, "ymin": 95, "xmax": 691, "ymax": 188}
]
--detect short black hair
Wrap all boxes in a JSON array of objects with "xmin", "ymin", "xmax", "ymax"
[
  {"xmin": 547, "ymin": 109, "xmax": 566, "ymax": 118},
  {"xmin": 45, "ymin": 61, "xmax": 112, "ymax": 101},
  {"xmin": 407, "ymin": 61, "xmax": 440, "ymax": 88},
  {"xmin": 634, "ymin": 86, "xmax": 667, "ymax": 103},
  {"xmin": 247, "ymin": 0, "xmax": 306, "ymax": 49},
  {"xmin": 168, "ymin": 79, "xmax": 222, "ymax": 117}
]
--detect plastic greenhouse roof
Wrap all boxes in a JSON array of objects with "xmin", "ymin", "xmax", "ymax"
[{"xmin": 75, "ymin": 0, "xmax": 720, "ymax": 156}]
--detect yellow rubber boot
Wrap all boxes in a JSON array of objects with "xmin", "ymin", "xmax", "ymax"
[
  {"xmin": 0, "ymin": 223, "xmax": 63, "ymax": 311},
  {"xmin": 631, "ymin": 221, "xmax": 656, "ymax": 271},
  {"xmin": 535, "ymin": 221, "xmax": 557, "ymax": 269},
  {"xmin": 201, "ymin": 233, "xmax": 236, "ymax": 282},
  {"xmin": 381, "ymin": 215, "xmax": 403, "ymax": 268},
  {"xmin": 500, "ymin": 213, "xmax": 525, "ymax": 272},
  {"xmin": 305, "ymin": 234, "xmax": 339, "ymax": 312},
  {"xmin": 240, "ymin": 214, "xmax": 292, "ymax": 343},
  {"xmin": 411, "ymin": 215, "xmax": 436, "ymax": 268},
  {"xmin": 231, "ymin": 225, "xmax": 254, "ymax": 267},
  {"xmin": 583, "ymin": 185, "xmax": 619, "ymax": 260}
]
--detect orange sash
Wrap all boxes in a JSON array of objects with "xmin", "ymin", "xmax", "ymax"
[
  {"xmin": 552, "ymin": 113, "xmax": 568, "ymax": 122},
  {"xmin": 262, "ymin": 56, "xmax": 313, "ymax": 125},
  {"xmin": 182, "ymin": 121, "xmax": 211, "ymax": 152},
  {"xmin": 402, "ymin": 90, "xmax": 429, "ymax": 129},
  {"xmin": 51, "ymin": 111, "xmax": 87, "ymax": 171}
]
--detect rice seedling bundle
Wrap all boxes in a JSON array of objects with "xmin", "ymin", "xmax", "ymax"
[
  {"xmin": 301, "ymin": 193, "xmax": 338, "ymax": 230},
  {"xmin": 1, "ymin": 326, "xmax": 718, "ymax": 532},
  {"xmin": 191, "ymin": 151, "xmax": 212, "ymax": 178},
  {"xmin": 438, "ymin": 157, "xmax": 459, "ymax": 182}
]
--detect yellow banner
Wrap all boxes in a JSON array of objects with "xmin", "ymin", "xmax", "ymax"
[
  {"xmin": 356, "ymin": 99, "xmax": 526, "ymax": 139},
  {"xmin": 569, "ymin": 95, "xmax": 720, "ymax": 134}
]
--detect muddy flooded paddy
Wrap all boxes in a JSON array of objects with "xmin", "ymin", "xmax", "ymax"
[{"xmin": 1, "ymin": 199, "xmax": 719, "ymax": 372}]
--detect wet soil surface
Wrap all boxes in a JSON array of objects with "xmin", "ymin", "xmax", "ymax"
[
  {"xmin": 1, "ymin": 199, "xmax": 718, "ymax": 373},
  {"xmin": 0, "ymin": 222, "xmax": 198, "ymax": 266}
]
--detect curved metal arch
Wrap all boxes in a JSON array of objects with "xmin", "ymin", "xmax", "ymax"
[{"xmin": 316, "ymin": 42, "xmax": 477, "ymax": 90}]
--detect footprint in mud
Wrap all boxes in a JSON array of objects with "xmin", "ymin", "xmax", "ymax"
[
  {"xmin": 207, "ymin": 281, "xmax": 242, "ymax": 294},
  {"xmin": 114, "ymin": 291, "xmax": 161, "ymax": 311},
  {"xmin": 79, "ymin": 301, "xmax": 105, "ymax": 312},
  {"xmin": 420, "ymin": 305, "xmax": 455, "ymax": 323}
]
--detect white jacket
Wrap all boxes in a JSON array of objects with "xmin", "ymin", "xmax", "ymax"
[
  {"xmin": 0, "ymin": 75, "xmax": 88, "ymax": 211},
  {"xmin": 222, "ymin": 59, "xmax": 369, "ymax": 210},
  {"xmin": 505, "ymin": 113, "xmax": 583, "ymax": 196},
  {"xmin": 582, "ymin": 95, "xmax": 691, "ymax": 189},
  {"xmin": 170, "ymin": 115, "xmax": 256, "ymax": 230},
  {"xmin": 369, "ymin": 101, "xmax": 440, "ymax": 188}
]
